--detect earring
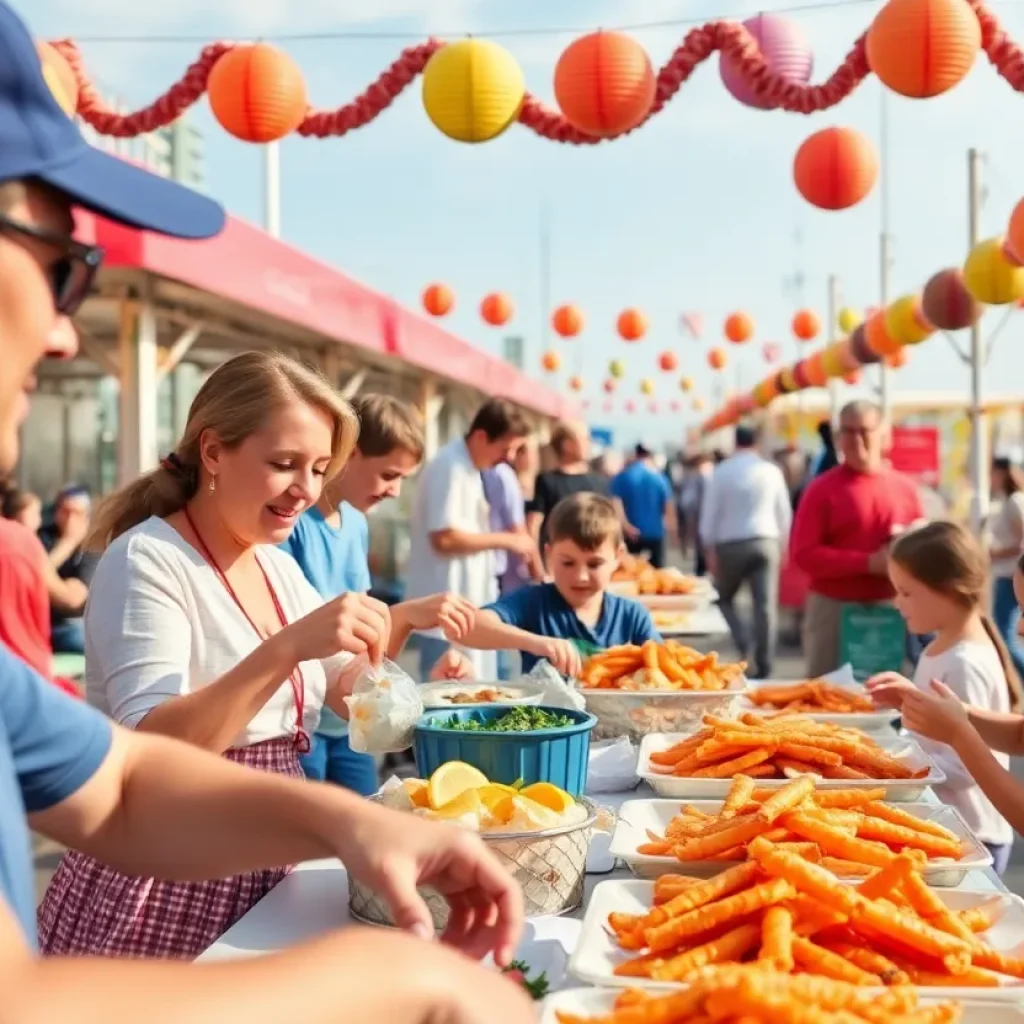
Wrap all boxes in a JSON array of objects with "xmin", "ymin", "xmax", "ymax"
[{"xmin": 209, "ymin": 477, "xmax": 216, "ymax": 494}]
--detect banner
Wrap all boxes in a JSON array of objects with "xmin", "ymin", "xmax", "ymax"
[{"xmin": 888, "ymin": 425, "xmax": 940, "ymax": 487}]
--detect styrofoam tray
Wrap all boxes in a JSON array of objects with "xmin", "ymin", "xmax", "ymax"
[
  {"xmin": 417, "ymin": 679, "xmax": 546, "ymax": 710},
  {"xmin": 569, "ymin": 879, "xmax": 1024, "ymax": 999},
  {"xmin": 741, "ymin": 679, "xmax": 900, "ymax": 733},
  {"xmin": 542, "ymin": 986, "xmax": 1024, "ymax": 1023},
  {"xmin": 609, "ymin": 798, "xmax": 993, "ymax": 886},
  {"xmin": 637, "ymin": 732, "xmax": 945, "ymax": 803}
]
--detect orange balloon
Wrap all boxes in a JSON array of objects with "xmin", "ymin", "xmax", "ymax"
[
  {"xmin": 422, "ymin": 283, "xmax": 454, "ymax": 317},
  {"xmin": 481, "ymin": 292, "xmax": 514, "ymax": 326},
  {"xmin": 886, "ymin": 348, "xmax": 909, "ymax": 369},
  {"xmin": 792, "ymin": 309, "xmax": 820, "ymax": 341},
  {"xmin": 36, "ymin": 42, "xmax": 78, "ymax": 116},
  {"xmin": 542, "ymin": 350, "xmax": 561, "ymax": 373},
  {"xmin": 207, "ymin": 43, "xmax": 308, "ymax": 143},
  {"xmin": 658, "ymin": 350, "xmax": 678, "ymax": 372},
  {"xmin": 552, "ymin": 304, "xmax": 584, "ymax": 337},
  {"xmin": 843, "ymin": 369, "xmax": 863, "ymax": 385},
  {"xmin": 867, "ymin": 0, "xmax": 981, "ymax": 99},
  {"xmin": 805, "ymin": 351, "xmax": 828, "ymax": 387},
  {"xmin": 554, "ymin": 31, "xmax": 656, "ymax": 138},
  {"xmin": 724, "ymin": 312, "xmax": 754, "ymax": 344},
  {"xmin": 617, "ymin": 308, "xmax": 648, "ymax": 342},
  {"xmin": 794, "ymin": 127, "xmax": 878, "ymax": 211},
  {"xmin": 708, "ymin": 347, "xmax": 727, "ymax": 371},
  {"xmin": 864, "ymin": 311, "xmax": 902, "ymax": 357}
]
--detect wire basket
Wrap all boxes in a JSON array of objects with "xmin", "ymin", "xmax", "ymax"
[{"xmin": 348, "ymin": 798, "xmax": 599, "ymax": 930}]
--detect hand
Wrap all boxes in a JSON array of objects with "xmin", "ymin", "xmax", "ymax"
[
  {"xmin": 704, "ymin": 550, "xmax": 719, "ymax": 580},
  {"xmin": 623, "ymin": 522, "xmax": 641, "ymax": 542},
  {"xmin": 900, "ymin": 679, "xmax": 972, "ymax": 745},
  {"xmin": 283, "ymin": 592, "xmax": 391, "ymax": 667},
  {"xmin": 429, "ymin": 648, "xmax": 476, "ymax": 682},
  {"xmin": 865, "ymin": 671, "xmax": 916, "ymax": 709},
  {"xmin": 341, "ymin": 800, "xmax": 524, "ymax": 964},
  {"xmin": 529, "ymin": 637, "xmax": 582, "ymax": 678},
  {"xmin": 524, "ymin": 549, "xmax": 545, "ymax": 581},
  {"xmin": 405, "ymin": 593, "xmax": 477, "ymax": 643},
  {"xmin": 503, "ymin": 532, "xmax": 538, "ymax": 559},
  {"xmin": 59, "ymin": 505, "xmax": 89, "ymax": 546},
  {"xmin": 867, "ymin": 547, "xmax": 890, "ymax": 575}
]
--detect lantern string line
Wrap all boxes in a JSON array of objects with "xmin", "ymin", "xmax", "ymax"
[{"xmin": 47, "ymin": 0, "xmax": 1024, "ymax": 142}]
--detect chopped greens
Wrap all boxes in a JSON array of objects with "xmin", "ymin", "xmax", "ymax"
[
  {"xmin": 444, "ymin": 706, "xmax": 574, "ymax": 732},
  {"xmin": 502, "ymin": 959, "xmax": 550, "ymax": 1000}
]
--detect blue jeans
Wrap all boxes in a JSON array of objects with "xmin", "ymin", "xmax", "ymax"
[
  {"xmin": 299, "ymin": 732, "xmax": 378, "ymax": 796},
  {"xmin": 51, "ymin": 618, "xmax": 85, "ymax": 654},
  {"xmin": 993, "ymin": 576, "xmax": 1024, "ymax": 681},
  {"xmin": 986, "ymin": 842, "xmax": 1012, "ymax": 876}
]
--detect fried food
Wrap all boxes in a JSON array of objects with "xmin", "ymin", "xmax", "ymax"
[
  {"xmin": 581, "ymin": 641, "xmax": 746, "ymax": 692},
  {"xmin": 749, "ymin": 680, "xmax": 876, "ymax": 714}
]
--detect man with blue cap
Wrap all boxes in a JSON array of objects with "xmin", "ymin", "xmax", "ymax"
[{"xmin": 0, "ymin": 5, "xmax": 530, "ymax": 1021}]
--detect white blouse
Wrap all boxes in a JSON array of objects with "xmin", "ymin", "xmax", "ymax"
[{"xmin": 84, "ymin": 516, "xmax": 349, "ymax": 747}]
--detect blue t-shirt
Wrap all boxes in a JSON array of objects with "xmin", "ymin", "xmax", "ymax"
[
  {"xmin": 0, "ymin": 645, "xmax": 111, "ymax": 948},
  {"xmin": 280, "ymin": 504, "xmax": 371, "ymax": 737},
  {"xmin": 485, "ymin": 583, "xmax": 660, "ymax": 673},
  {"xmin": 611, "ymin": 462, "xmax": 673, "ymax": 540}
]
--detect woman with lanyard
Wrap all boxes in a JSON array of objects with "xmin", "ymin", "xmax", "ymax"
[{"xmin": 39, "ymin": 351, "xmax": 405, "ymax": 958}]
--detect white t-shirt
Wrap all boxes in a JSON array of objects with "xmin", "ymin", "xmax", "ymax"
[
  {"xmin": 699, "ymin": 451, "xmax": 792, "ymax": 548},
  {"xmin": 912, "ymin": 639, "xmax": 1013, "ymax": 846},
  {"xmin": 84, "ymin": 516, "xmax": 350, "ymax": 748},
  {"xmin": 988, "ymin": 493, "xmax": 1024, "ymax": 578}
]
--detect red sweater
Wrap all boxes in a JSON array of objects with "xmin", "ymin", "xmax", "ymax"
[
  {"xmin": 0, "ymin": 518, "xmax": 53, "ymax": 677},
  {"xmin": 791, "ymin": 465, "xmax": 924, "ymax": 602}
]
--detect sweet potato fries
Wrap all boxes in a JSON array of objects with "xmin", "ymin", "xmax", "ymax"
[
  {"xmin": 749, "ymin": 681, "xmax": 876, "ymax": 714},
  {"xmin": 581, "ymin": 642, "xmax": 746, "ymax": 692}
]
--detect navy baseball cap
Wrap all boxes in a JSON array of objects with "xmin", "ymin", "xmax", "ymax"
[{"xmin": 0, "ymin": 2, "xmax": 224, "ymax": 239}]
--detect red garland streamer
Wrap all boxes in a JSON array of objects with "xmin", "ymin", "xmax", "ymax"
[{"xmin": 49, "ymin": 1, "xmax": 1024, "ymax": 143}]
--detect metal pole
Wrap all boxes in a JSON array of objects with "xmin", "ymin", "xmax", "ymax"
[
  {"xmin": 967, "ymin": 147, "xmax": 988, "ymax": 535},
  {"xmin": 827, "ymin": 274, "xmax": 841, "ymax": 420},
  {"xmin": 264, "ymin": 141, "xmax": 281, "ymax": 238},
  {"xmin": 878, "ymin": 88, "xmax": 892, "ymax": 418}
]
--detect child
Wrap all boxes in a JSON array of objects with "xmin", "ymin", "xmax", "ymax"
[
  {"xmin": 452, "ymin": 492, "xmax": 660, "ymax": 677},
  {"xmin": 281, "ymin": 394, "xmax": 476, "ymax": 792},
  {"xmin": 0, "ymin": 485, "xmax": 41, "ymax": 533},
  {"xmin": 867, "ymin": 520, "xmax": 1023, "ymax": 874}
]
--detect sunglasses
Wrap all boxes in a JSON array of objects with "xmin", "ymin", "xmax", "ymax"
[{"xmin": 0, "ymin": 213, "xmax": 104, "ymax": 316}]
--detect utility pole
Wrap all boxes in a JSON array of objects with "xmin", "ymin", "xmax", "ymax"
[
  {"xmin": 827, "ymin": 274, "xmax": 841, "ymax": 421},
  {"xmin": 264, "ymin": 142, "xmax": 281, "ymax": 238},
  {"xmin": 878, "ymin": 89, "xmax": 891, "ymax": 418},
  {"xmin": 967, "ymin": 147, "xmax": 987, "ymax": 535}
]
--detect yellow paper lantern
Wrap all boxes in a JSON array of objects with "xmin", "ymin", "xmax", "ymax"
[
  {"xmin": 963, "ymin": 237, "xmax": 1024, "ymax": 306},
  {"xmin": 779, "ymin": 367, "xmax": 798, "ymax": 392},
  {"xmin": 422, "ymin": 39, "xmax": 525, "ymax": 143},
  {"xmin": 820, "ymin": 342, "xmax": 849, "ymax": 378},
  {"xmin": 609, "ymin": 359, "xmax": 626, "ymax": 379},
  {"xmin": 639, "ymin": 378, "xmax": 654, "ymax": 395},
  {"xmin": 679, "ymin": 375, "xmax": 694, "ymax": 393},
  {"xmin": 884, "ymin": 294, "xmax": 933, "ymax": 345},
  {"xmin": 837, "ymin": 306, "xmax": 861, "ymax": 333}
]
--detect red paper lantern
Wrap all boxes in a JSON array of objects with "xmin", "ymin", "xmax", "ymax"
[
  {"xmin": 658, "ymin": 350, "xmax": 678, "ymax": 372},
  {"xmin": 1006, "ymin": 200, "xmax": 1024, "ymax": 267},
  {"xmin": 792, "ymin": 309, "xmax": 820, "ymax": 341},
  {"xmin": 554, "ymin": 31, "xmax": 656, "ymax": 138},
  {"xmin": 552, "ymin": 304, "xmax": 584, "ymax": 338},
  {"xmin": 762, "ymin": 343, "xmax": 781, "ymax": 364},
  {"xmin": 617, "ymin": 308, "xmax": 648, "ymax": 342},
  {"xmin": 481, "ymin": 292, "xmax": 514, "ymax": 326},
  {"xmin": 794, "ymin": 127, "xmax": 879, "ymax": 211},
  {"xmin": 207, "ymin": 43, "xmax": 308, "ymax": 143},
  {"xmin": 542, "ymin": 350, "xmax": 561, "ymax": 373},
  {"xmin": 921, "ymin": 268, "xmax": 980, "ymax": 330},
  {"xmin": 37, "ymin": 41, "xmax": 78, "ymax": 116},
  {"xmin": 724, "ymin": 312, "xmax": 754, "ymax": 344},
  {"xmin": 708, "ymin": 347, "xmax": 727, "ymax": 371},
  {"xmin": 422, "ymin": 283, "xmax": 454, "ymax": 317},
  {"xmin": 624, "ymin": 399, "xmax": 637, "ymax": 413},
  {"xmin": 603, "ymin": 379, "xmax": 617, "ymax": 394},
  {"xmin": 602, "ymin": 400, "xmax": 614, "ymax": 413}
]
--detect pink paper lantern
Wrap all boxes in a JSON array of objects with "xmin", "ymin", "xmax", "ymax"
[
  {"xmin": 719, "ymin": 14, "xmax": 814, "ymax": 110},
  {"xmin": 602, "ymin": 400, "xmax": 613, "ymax": 413}
]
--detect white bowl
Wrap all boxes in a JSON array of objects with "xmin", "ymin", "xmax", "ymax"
[{"xmin": 417, "ymin": 679, "xmax": 546, "ymax": 710}]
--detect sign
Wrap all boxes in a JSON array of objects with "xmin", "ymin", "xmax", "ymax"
[
  {"xmin": 590, "ymin": 427, "xmax": 614, "ymax": 449},
  {"xmin": 502, "ymin": 335, "xmax": 524, "ymax": 369},
  {"xmin": 839, "ymin": 603, "xmax": 906, "ymax": 682},
  {"xmin": 888, "ymin": 425, "xmax": 940, "ymax": 487}
]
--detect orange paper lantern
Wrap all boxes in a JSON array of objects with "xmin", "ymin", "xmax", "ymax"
[
  {"xmin": 207, "ymin": 43, "xmax": 308, "ymax": 143},
  {"xmin": 864, "ymin": 310, "xmax": 902, "ymax": 357},
  {"xmin": 481, "ymin": 292, "xmax": 514, "ymax": 326},
  {"xmin": 422, "ymin": 283, "xmax": 454, "ymax": 317},
  {"xmin": 866, "ymin": 0, "xmax": 981, "ymax": 99},
  {"xmin": 692, "ymin": 398, "xmax": 705, "ymax": 412},
  {"xmin": 886, "ymin": 348, "xmax": 909, "ymax": 369},
  {"xmin": 36, "ymin": 42, "xmax": 78, "ymax": 116},
  {"xmin": 568, "ymin": 374, "xmax": 583, "ymax": 390},
  {"xmin": 554, "ymin": 31, "xmax": 656, "ymax": 138},
  {"xmin": 843, "ymin": 369, "xmax": 863, "ymax": 385},
  {"xmin": 552, "ymin": 304, "xmax": 584, "ymax": 338},
  {"xmin": 542, "ymin": 350, "xmax": 561, "ymax": 373},
  {"xmin": 792, "ymin": 309, "xmax": 820, "ymax": 341},
  {"xmin": 617, "ymin": 308, "xmax": 648, "ymax": 342},
  {"xmin": 658, "ymin": 350, "xmax": 678, "ymax": 372},
  {"xmin": 1005, "ymin": 199, "xmax": 1024, "ymax": 267},
  {"xmin": 804, "ymin": 351, "xmax": 828, "ymax": 387},
  {"xmin": 724, "ymin": 312, "xmax": 754, "ymax": 344},
  {"xmin": 794, "ymin": 127, "xmax": 879, "ymax": 211},
  {"xmin": 708, "ymin": 347, "xmax": 727, "ymax": 371},
  {"xmin": 603, "ymin": 379, "xmax": 617, "ymax": 394},
  {"xmin": 679, "ymin": 376, "xmax": 694, "ymax": 393}
]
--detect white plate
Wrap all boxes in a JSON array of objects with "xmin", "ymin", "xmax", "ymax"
[
  {"xmin": 637, "ymin": 731, "xmax": 945, "ymax": 803},
  {"xmin": 569, "ymin": 879, "xmax": 1024, "ymax": 998},
  {"xmin": 542, "ymin": 986, "xmax": 1024, "ymax": 1023},
  {"xmin": 741, "ymin": 679, "xmax": 900, "ymax": 733},
  {"xmin": 417, "ymin": 679, "xmax": 546, "ymax": 709},
  {"xmin": 609, "ymin": 798, "xmax": 993, "ymax": 886}
]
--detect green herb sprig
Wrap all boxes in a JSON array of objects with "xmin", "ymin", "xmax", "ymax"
[{"xmin": 445, "ymin": 706, "xmax": 573, "ymax": 732}]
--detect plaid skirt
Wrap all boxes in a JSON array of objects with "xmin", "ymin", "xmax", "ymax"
[{"xmin": 37, "ymin": 737, "xmax": 302, "ymax": 960}]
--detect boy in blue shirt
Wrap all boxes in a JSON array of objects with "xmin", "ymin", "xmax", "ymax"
[
  {"xmin": 453, "ymin": 493, "xmax": 660, "ymax": 675},
  {"xmin": 282, "ymin": 395, "xmax": 474, "ymax": 793}
]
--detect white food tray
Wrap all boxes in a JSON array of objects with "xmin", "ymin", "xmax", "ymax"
[
  {"xmin": 741, "ymin": 678, "xmax": 900, "ymax": 733},
  {"xmin": 636, "ymin": 732, "xmax": 945, "ymax": 803},
  {"xmin": 542, "ymin": 986, "xmax": 1024, "ymax": 1024},
  {"xmin": 417, "ymin": 679, "xmax": 545, "ymax": 710},
  {"xmin": 609, "ymin": 798, "xmax": 992, "ymax": 887},
  {"xmin": 569, "ymin": 879, "xmax": 1024, "ymax": 1000}
]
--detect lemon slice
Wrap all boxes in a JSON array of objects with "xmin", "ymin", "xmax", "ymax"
[
  {"xmin": 505, "ymin": 795, "xmax": 563, "ymax": 831},
  {"xmin": 519, "ymin": 782, "xmax": 575, "ymax": 814},
  {"xmin": 427, "ymin": 761, "xmax": 489, "ymax": 810},
  {"xmin": 484, "ymin": 793, "xmax": 517, "ymax": 826},
  {"xmin": 477, "ymin": 783, "xmax": 518, "ymax": 810},
  {"xmin": 402, "ymin": 779, "xmax": 431, "ymax": 809},
  {"xmin": 432, "ymin": 788, "xmax": 484, "ymax": 821}
]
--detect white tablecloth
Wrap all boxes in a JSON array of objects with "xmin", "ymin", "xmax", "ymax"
[{"xmin": 658, "ymin": 606, "xmax": 730, "ymax": 638}]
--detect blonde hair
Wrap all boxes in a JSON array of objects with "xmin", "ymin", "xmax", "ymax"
[
  {"xmin": 547, "ymin": 492, "xmax": 622, "ymax": 551},
  {"xmin": 351, "ymin": 394, "xmax": 425, "ymax": 461},
  {"xmin": 550, "ymin": 419, "xmax": 585, "ymax": 458},
  {"xmin": 90, "ymin": 351, "xmax": 358, "ymax": 548},
  {"xmin": 891, "ymin": 520, "xmax": 1024, "ymax": 710}
]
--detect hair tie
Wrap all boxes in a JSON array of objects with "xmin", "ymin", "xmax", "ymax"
[{"xmin": 160, "ymin": 453, "xmax": 185, "ymax": 476}]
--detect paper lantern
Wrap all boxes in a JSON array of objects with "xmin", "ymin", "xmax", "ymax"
[
  {"xmin": 866, "ymin": 0, "xmax": 981, "ymax": 99},
  {"xmin": 481, "ymin": 292, "xmax": 514, "ymax": 326},
  {"xmin": 884, "ymin": 295, "xmax": 933, "ymax": 346},
  {"xmin": 422, "ymin": 39, "xmax": 525, "ymax": 143},
  {"xmin": 753, "ymin": 377, "xmax": 781, "ymax": 407},
  {"xmin": 922, "ymin": 268, "xmax": 980, "ymax": 330},
  {"xmin": 793, "ymin": 127, "xmax": 879, "ymax": 211},
  {"xmin": 207, "ymin": 43, "xmax": 308, "ymax": 143},
  {"xmin": 608, "ymin": 359, "xmax": 626, "ymax": 379},
  {"xmin": 776, "ymin": 368, "xmax": 798, "ymax": 393},
  {"xmin": 679, "ymin": 376, "xmax": 694, "ymax": 392},
  {"xmin": 640, "ymin": 378, "xmax": 655, "ymax": 396},
  {"xmin": 963, "ymin": 237, "xmax": 1024, "ymax": 305},
  {"xmin": 542, "ymin": 350, "xmax": 562, "ymax": 373},
  {"xmin": 719, "ymin": 14, "xmax": 814, "ymax": 109},
  {"xmin": 692, "ymin": 398, "xmax": 705, "ymax": 412},
  {"xmin": 821, "ymin": 342, "xmax": 850, "ymax": 378},
  {"xmin": 849, "ymin": 324, "xmax": 881, "ymax": 365},
  {"xmin": 837, "ymin": 307, "xmax": 861, "ymax": 333},
  {"xmin": 422, "ymin": 283, "xmax": 454, "ymax": 317},
  {"xmin": 804, "ymin": 351, "xmax": 828, "ymax": 387},
  {"xmin": 707, "ymin": 347, "xmax": 727, "ymax": 371},
  {"xmin": 658, "ymin": 351, "xmax": 678, "ymax": 372},
  {"xmin": 886, "ymin": 348, "xmax": 910, "ymax": 369},
  {"xmin": 670, "ymin": 400, "xmax": 682, "ymax": 412},
  {"xmin": 624, "ymin": 399, "xmax": 637, "ymax": 414},
  {"xmin": 1005, "ymin": 199, "xmax": 1024, "ymax": 266},
  {"xmin": 763, "ymin": 342, "xmax": 781, "ymax": 363},
  {"xmin": 792, "ymin": 309, "xmax": 820, "ymax": 341},
  {"xmin": 554, "ymin": 31, "xmax": 656, "ymax": 138},
  {"xmin": 792, "ymin": 360, "xmax": 812, "ymax": 390},
  {"xmin": 568, "ymin": 374, "xmax": 583, "ymax": 390},
  {"xmin": 617, "ymin": 308, "xmax": 648, "ymax": 341},
  {"xmin": 724, "ymin": 312, "xmax": 754, "ymax": 344},
  {"xmin": 602, "ymin": 400, "xmax": 614, "ymax": 413},
  {"xmin": 36, "ymin": 41, "xmax": 78, "ymax": 116},
  {"xmin": 648, "ymin": 401, "xmax": 659, "ymax": 413},
  {"xmin": 864, "ymin": 310, "xmax": 902, "ymax": 357},
  {"xmin": 603, "ymin": 379, "xmax": 617, "ymax": 394},
  {"xmin": 844, "ymin": 369, "xmax": 863, "ymax": 385},
  {"xmin": 552, "ymin": 304, "xmax": 584, "ymax": 338}
]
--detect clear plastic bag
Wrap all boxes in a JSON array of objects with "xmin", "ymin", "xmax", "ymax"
[
  {"xmin": 525, "ymin": 660, "xmax": 587, "ymax": 713},
  {"xmin": 344, "ymin": 657, "xmax": 424, "ymax": 754}
]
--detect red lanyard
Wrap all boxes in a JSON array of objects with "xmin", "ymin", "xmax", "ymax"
[{"xmin": 183, "ymin": 506, "xmax": 309, "ymax": 753}]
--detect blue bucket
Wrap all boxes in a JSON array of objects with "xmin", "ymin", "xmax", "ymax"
[{"xmin": 413, "ymin": 705, "xmax": 597, "ymax": 797}]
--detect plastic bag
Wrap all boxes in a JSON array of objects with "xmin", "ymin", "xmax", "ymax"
[
  {"xmin": 344, "ymin": 657, "xmax": 424, "ymax": 754},
  {"xmin": 525, "ymin": 660, "xmax": 587, "ymax": 713}
]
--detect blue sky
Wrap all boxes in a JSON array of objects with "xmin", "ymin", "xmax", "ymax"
[{"xmin": 22, "ymin": 0, "xmax": 1024, "ymax": 444}]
